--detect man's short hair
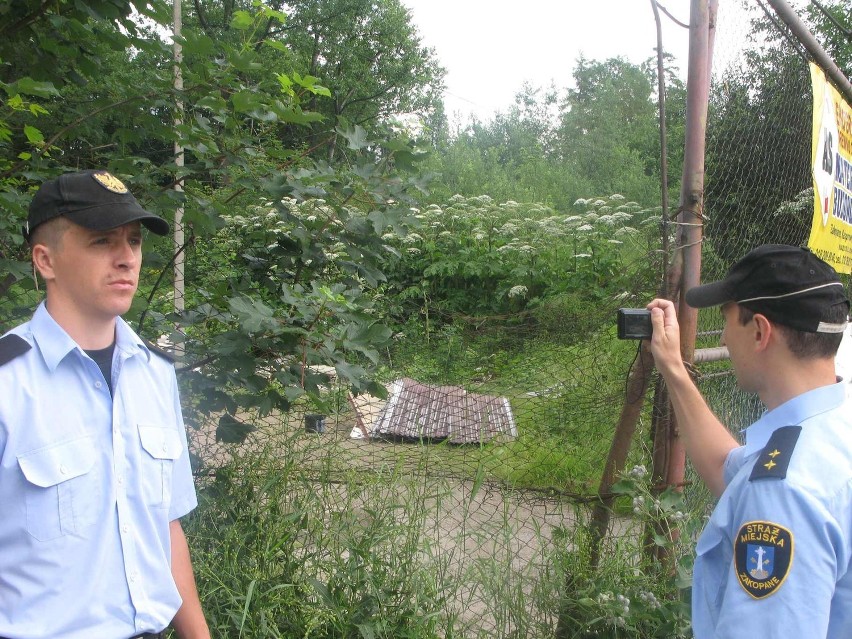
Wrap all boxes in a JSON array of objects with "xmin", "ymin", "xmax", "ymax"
[
  {"xmin": 738, "ymin": 303, "xmax": 847, "ymax": 359},
  {"xmin": 29, "ymin": 215, "xmax": 71, "ymax": 250}
]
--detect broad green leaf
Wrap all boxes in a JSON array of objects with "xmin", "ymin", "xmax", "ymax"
[
  {"xmin": 336, "ymin": 125, "xmax": 368, "ymax": 150},
  {"xmin": 283, "ymin": 386, "xmax": 306, "ymax": 402},
  {"xmin": 276, "ymin": 73, "xmax": 294, "ymax": 95},
  {"xmin": 278, "ymin": 108, "xmax": 324, "ymax": 125},
  {"xmin": 9, "ymin": 78, "xmax": 59, "ymax": 98},
  {"xmin": 260, "ymin": 7, "xmax": 287, "ymax": 23},
  {"xmin": 24, "ymin": 125, "xmax": 44, "ymax": 144},
  {"xmin": 348, "ymin": 322, "xmax": 392, "ymax": 346},
  {"xmin": 305, "ymin": 83, "xmax": 331, "ymax": 97},
  {"xmin": 293, "ymin": 73, "xmax": 331, "ymax": 97},
  {"xmin": 228, "ymin": 296, "xmax": 278, "ymax": 333},
  {"xmin": 227, "ymin": 50, "xmax": 263, "ymax": 72},
  {"xmin": 229, "ymin": 10, "xmax": 254, "ymax": 30},
  {"xmin": 334, "ymin": 360, "xmax": 366, "ymax": 382},
  {"xmin": 659, "ymin": 487, "xmax": 685, "ymax": 510},
  {"xmin": 610, "ymin": 479, "xmax": 636, "ymax": 494},
  {"xmin": 653, "ymin": 533, "xmax": 670, "ymax": 547},
  {"xmin": 178, "ymin": 32, "xmax": 215, "ymax": 56},
  {"xmin": 231, "ymin": 91, "xmax": 258, "ymax": 113}
]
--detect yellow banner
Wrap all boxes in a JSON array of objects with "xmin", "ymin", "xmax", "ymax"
[{"xmin": 809, "ymin": 63, "xmax": 852, "ymax": 273}]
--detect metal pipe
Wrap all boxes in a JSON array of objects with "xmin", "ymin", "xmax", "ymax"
[
  {"xmin": 764, "ymin": 0, "xmax": 852, "ymax": 105},
  {"xmin": 694, "ymin": 346, "xmax": 730, "ymax": 363},
  {"xmin": 655, "ymin": 0, "xmax": 717, "ymax": 494}
]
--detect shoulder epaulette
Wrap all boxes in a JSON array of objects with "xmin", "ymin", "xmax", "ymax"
[
  {"xmin": 0, "ymin": 334, "xmax": 31, "ymax": 367},
  {"xmin": 749, "ymin": 425, "xmax": 802, "ymax": 481},
  {"xmin": 143, "ymin": 339, "xmax": 176, "ymax": 364}
]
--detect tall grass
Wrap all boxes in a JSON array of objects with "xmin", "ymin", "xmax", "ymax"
[
  {"xmin": 182, "ymin": 416, "xmax": 703, "ymax": 638},
  {"xmin": 184, "ymin": 429, "xmax": 455, "ymax": 638}
]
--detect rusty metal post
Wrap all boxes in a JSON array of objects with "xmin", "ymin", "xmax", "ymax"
[
  {"xmin": 647, "ymin": 0, "xmax": 716, "ymax": 569},
  {"xmin": 664, "ymin": 0, "xmax": 715, "ymax": 491},
  {"xmin": 587, "ymin": 343, "xmax": 656, "ymax": 569}
]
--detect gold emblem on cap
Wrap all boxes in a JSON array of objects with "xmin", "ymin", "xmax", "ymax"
[{"xmin": 92, "ymin": 171, "xmax": 129, "ymax": 194}]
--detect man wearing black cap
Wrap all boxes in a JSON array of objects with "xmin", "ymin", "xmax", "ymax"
[
  {"xmin": 0, "ymin": 171, "xmax": 210, "ymax": 639},
  {"xmin": 647, "ymin": 244, "xmax": 851, "ymax": 639}
]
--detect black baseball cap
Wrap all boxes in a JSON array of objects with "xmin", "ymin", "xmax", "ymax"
[
  {"xmin": 24, "ymin": 170, "xmax": 170, "ymax": 243},
  {"xmin": 685, "ymin": 244, "xmax": 849, "ymax": 334}
]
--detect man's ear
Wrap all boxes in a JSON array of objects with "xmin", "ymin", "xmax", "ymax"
[
  {"xmin": 751, "ymin": 312, "xmax": 773, "ymax": 352},
  {"xmin": 31, "ymin": 244, "xmax": 55, "ymax": 281}
]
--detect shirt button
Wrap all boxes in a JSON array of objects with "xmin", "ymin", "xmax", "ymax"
[
  {"xmin": 122, "ymin": 525, "xmax": 130, "ymax": 534},
  {"xmin": 94, "ymin": 381, "xmax": 103, "ymax": 389},
  {"xmin": 117, "ymin": 476, "xmax": 124, "ymax": 485},
  {"xmin": 59, "ymin": 465, "xmax": 68, "ymax": 475}
]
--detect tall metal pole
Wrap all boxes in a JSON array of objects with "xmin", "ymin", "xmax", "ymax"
[
  {"xmin": 664, "ymin": 0, "xmax": 715, "ymax": 490},
  {"xmin": 652, "ymin": 0, "xmax": 671, "ymax": 295},
  {"xmin": 173, "ymin": 0, "xmax": 185, "ymax": 320}
]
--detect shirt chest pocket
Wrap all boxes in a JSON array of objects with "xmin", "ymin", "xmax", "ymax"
[
  {"xmin": 17, "ymin": 436, "xmax": 102, "ymax": 541},
  {"xmin": 137, "ymin": 424, "xmax": 183, "ymax": 508}
]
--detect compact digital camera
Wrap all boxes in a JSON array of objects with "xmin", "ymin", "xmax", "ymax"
[{"xmin": 617, "ymin": 308, "xmax": 653, "ymax": 340}]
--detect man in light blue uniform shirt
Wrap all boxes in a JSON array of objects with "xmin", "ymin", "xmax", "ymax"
[
  {"xmin": 0, "ymin": 171, "xmax": 210, "ymax": 639},
  {"xmin": 647, "ymin": 245, "xmax": 851, "ymax": 638}
]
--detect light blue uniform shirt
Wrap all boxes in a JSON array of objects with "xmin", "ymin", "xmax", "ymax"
[
  {"xmin": 692, "ymin": 381, "xmax": 852, "ymax": 638},
  {"xmin": 0, "ymin": 303, "xmax": 198, "ymax": 639}
]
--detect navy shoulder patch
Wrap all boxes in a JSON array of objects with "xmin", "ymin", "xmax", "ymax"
[
  {"xmin": 735, "ymin": 521, "xmax": 793, "ymax": 599},
  {"xmin": 749, "ymin": 425, "xmax": 801, "ymax": 481},
  {"xmin": 0, "ymin": 334, "xmax": 31, "ymax": 367},
  {"xmin": 143, "ymin": 339, "xmax": 176, "ymax": 363}
]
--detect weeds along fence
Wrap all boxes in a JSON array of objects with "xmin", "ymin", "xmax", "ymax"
[{"xmin": 1, "ymin": 2, "xmax": 850, "ymax": 638}]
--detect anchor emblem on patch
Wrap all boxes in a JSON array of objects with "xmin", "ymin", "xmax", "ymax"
[{"xmin": 734, "ymin": 520, "xmax": 793, "ymax": 599}]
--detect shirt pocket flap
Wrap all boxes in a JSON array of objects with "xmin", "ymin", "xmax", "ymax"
[
  {"xmin": 17, "ymin": 437, "xmax": 96, "ymax": 488},
  {"xmin": 138, "ymin": 424, "xmax": 182, "ymax": 460}
]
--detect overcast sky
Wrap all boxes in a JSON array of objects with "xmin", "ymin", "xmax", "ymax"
[{"xmin": 401, "ymin": 0, "xmax": 695, "ymax": 122}]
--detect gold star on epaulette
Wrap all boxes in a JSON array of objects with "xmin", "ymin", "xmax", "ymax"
[{"xmin": 750, "ymin": 426, "xmax": 802, "ymax": 481}]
